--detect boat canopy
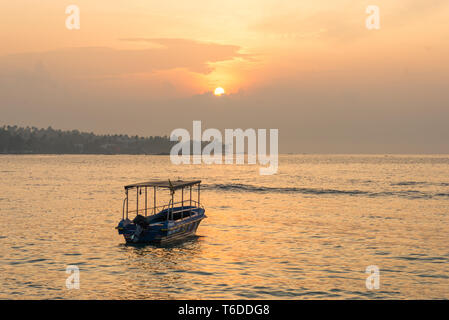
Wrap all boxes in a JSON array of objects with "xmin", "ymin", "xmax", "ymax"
[{"xmin": 124, "ymin": 180, "xmax": 201, "ymax": 191}]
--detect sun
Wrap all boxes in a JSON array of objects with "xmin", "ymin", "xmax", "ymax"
[{"xmin": 214, "ymin": 87, "xmax": 225, "ymax": 96}]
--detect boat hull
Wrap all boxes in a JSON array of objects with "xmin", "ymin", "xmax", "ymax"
[{"xmin": 117, "ymin": 207, "xmax": 205, "ymax": 244}]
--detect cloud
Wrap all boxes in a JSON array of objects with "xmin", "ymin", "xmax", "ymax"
[
  {"xmin": 0, "ymin": 38, "xmax": 251, "ymax": 112},
  {"xmin": 0, "ymin": 38, "xmax": 249, "ymax": 78}
]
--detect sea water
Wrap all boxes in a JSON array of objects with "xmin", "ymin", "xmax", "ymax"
[{"xmin": 0, "ymin": 154, "xmax": 448, "ymax": 299}]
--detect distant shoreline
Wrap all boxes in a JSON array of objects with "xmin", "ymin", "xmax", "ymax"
[
  {"xmin": 0, "ymin": 125, "xmax": 174, "ymax": 155},
  {"xmin": 2, "ymin": 125, "xmax": 449, "ymax": 156},
  {"xmin": 0, "ymin": 152, "xmax": 171, "ymax": 155}
]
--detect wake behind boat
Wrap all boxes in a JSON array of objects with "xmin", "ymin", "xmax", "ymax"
[{"xmin": 116, "ymin": 180, "xmax": 206, "ymax": 244}]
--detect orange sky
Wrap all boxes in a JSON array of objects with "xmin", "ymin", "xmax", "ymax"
[
  {"xmin": 1, "ymin": 1, "xmax": 447, "ymax": 94},
  {"xmin": 1, "ymin": 1, "xmax": 449, "ymax": 152}
]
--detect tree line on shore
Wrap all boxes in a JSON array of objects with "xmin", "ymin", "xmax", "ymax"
[{"xmin": 0, "ymin": 125, "xmax": 175, "ymax": 154}]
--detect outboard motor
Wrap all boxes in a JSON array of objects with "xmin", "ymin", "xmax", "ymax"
[
  {"xmin": 130, "ymin": 215, "xmax": 149, "ymax": 242},
  {"xmin": 133, "ymin": 214, "xmax": 149, "ymax": 228}
]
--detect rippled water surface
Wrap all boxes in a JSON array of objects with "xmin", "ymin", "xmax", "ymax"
[{"xmin": 1, "ymin": 155, "xmax": 449, "ymax": 299}]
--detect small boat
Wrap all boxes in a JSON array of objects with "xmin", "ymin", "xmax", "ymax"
[{"xmin": 116, "ymin": 180, "xmax": 206, "ymax": 244}]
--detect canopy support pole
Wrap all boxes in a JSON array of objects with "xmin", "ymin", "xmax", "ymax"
[
  {"xmin": 190, "ymin": 186, "xmax": 192, "ymax": 215},
  {"xmin": 145, "ymin": 187, "xmax": 147, "ymax": 216},
  {"xmin": 126, "ymin": 189, "xmax": 129, "ymax": 219},
  {"xmin": 171, "ymin": 192, "xmax": 174, "ymax": 220},
  {"xmin": 136, "ymin": 187, "xmax": 139, "ymax": 215}
]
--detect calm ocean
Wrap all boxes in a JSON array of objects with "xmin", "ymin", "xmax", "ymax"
[{"xmin": 1, "ymin": 154, "xmax": 448, "ymax": 299}]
